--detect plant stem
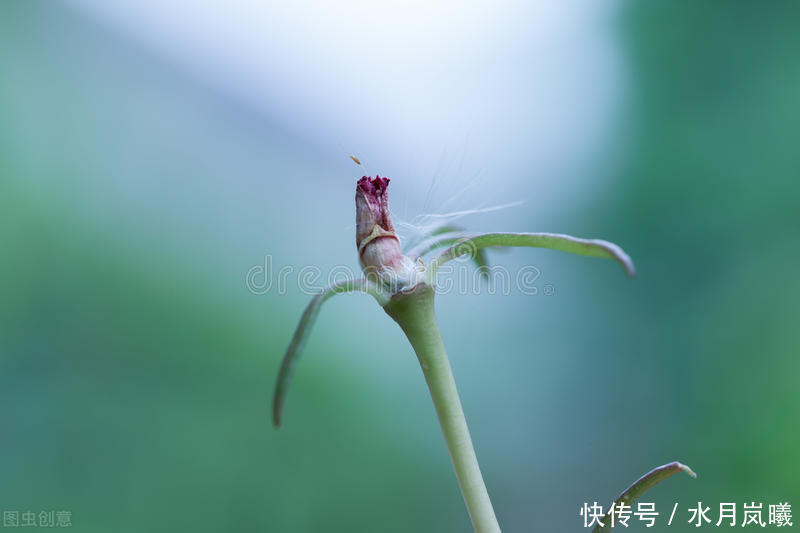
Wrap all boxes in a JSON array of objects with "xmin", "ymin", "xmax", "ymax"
[{"xmin": 384, "ymin": 283, "xmax": 501, "ymax": 533}]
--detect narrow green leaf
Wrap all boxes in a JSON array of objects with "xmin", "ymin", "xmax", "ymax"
[
  {"xmin": 272, "ymin": 278, "xmax": 388, "ymax": 428},
  {"xmin": 406, "ymin": 231, "xmax": 466, "ymax": 260},
  {"xmin": 406, "ymin": 224, "xmax": 474, "ymax": 260},
  {"xmin": 593, "ymin": 462, "xmax": 696, "ymax": 532},
  {"xmin": 472, "ymin": 247, "xmax": 491, "ymax": 281},
  {"xmin": 430, "ymin": 232, "xmax": 636, "ymax": 278},
  {"xmin": 406, "ymin": 227, "xmax": 491, "ymax": 281}
]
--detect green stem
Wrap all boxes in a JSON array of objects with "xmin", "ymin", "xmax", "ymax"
[{"xmin": 384, "ymin": 283, "xmax": 501, "ymax": 533}]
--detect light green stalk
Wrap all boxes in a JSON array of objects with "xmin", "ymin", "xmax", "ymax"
[{"xmin": 383, "ymin": 283, "xmax": 501, "ymax": 533}]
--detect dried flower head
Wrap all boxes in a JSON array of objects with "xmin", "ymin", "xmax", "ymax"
[{"xmin": 355, "ymin": 176, "xmax": 419, "ymax": 290}]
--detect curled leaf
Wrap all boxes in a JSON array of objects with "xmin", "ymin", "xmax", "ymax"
[
  {"xmin": 593, "ymin": 461, "xmax": 696, "ymax": 532},
  {"xmin": 429, "ymin": 232, "xmax": 636, "ymax": 279},
  {"xmin": 272, "ymin": 278, "xmax": 388, "ymax": 428}
]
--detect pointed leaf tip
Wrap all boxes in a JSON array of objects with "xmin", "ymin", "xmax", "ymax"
[{"xmin": 593, "ymin": 461, "xmax": 696, "ymax": 532}]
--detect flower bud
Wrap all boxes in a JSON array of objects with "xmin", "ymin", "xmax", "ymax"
[{"xmin": 356, "ymin": 176, "xmax": 419, "ymax": 290}]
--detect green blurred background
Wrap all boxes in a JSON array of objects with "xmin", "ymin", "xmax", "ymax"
[{"xmin": 1, "ymin": 1, "xmax": 798, "ymax": 531}]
